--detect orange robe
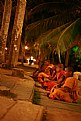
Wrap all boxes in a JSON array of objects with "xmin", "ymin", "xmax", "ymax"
[
  {"xmin": 49, "ymin": 77, "xmax": 78, "ymax": 103},
  {"xmin": 42, "ymin": 70, "xmax": 65, "ymax": 91}
]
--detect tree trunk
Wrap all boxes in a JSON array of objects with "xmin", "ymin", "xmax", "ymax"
[
  {"xmin": 9, "ymin": 0, "xmax": 26, "ymax": 67},
  {"xmin": 65, "ymin": 49, "xmax": 70, "ymax": 67},
  {"xmin": 0, "ymin": 0, "xmax": 12, "ymax": 63},
  {"xmin": 57, "ymin": 47, "xmax": 61, "ymax": 64}
]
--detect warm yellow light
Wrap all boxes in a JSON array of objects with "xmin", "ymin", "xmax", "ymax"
[
  {"xmin": 5, "ymin": 47, "xmax": 7, "ymax": 50},
  {"xmin": 25, "ymin": 46, "xmax": 28, "ymax": 50}
]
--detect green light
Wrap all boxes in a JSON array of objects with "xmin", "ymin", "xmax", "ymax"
[{"xmin": 72, "ymin": 46, "xmax": 79, "ymax": 52}]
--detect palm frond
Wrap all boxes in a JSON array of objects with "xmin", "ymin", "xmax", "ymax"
[
  {"xmin": 34, "ymin": 22, "xmax": 71, "ymax": 59},
  {"xmin": 57, "ymin": 18, "xmax": 81, "ymax": 53},
  {"xmin": 25, "ymin": 10, "xmax": 74, "ymax": 43},
  {"xmin": 28, "ymin": 2, "xmax": 76, "ymax": 17}
]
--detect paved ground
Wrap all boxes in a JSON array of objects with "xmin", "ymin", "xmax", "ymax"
[
  {"xmin": 35, "ymin": 83, "xmax": 81, "ymax": 121},
  {"xmin": 0, "ymin": 67, "xmax": 43, "ymax": 121},
  {"xmin": 0, "ymin": 63, "xmax": 81, "ymax": 121}
]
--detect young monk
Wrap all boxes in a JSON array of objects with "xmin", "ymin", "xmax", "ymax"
[
  {"xmin": 37, "ymin": 63, "xmax": 55, "ymax": 83},
  {"xmin": 32, "ymin": 60, "xmax": 50, "ymax": 81},
  {"xmin": 42, "ymin": 64, "xmax": 65, "ymax": 90},
  {"xmin": 48, "ymin": 67, "xmax": 78, "ymax": 103}
]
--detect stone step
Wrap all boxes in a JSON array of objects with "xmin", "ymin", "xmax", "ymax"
[
  {"xmin": 0, "ymin": 96, "xmax": 44, "ymax": 121},
  {"xmin": 0, "ymin": 68, "xmax": 44, "ymax": 121},
  {"xmin": 0, "ymin": 73, "xmax": 35, "ymax": 101}
]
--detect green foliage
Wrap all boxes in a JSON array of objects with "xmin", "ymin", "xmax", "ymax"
[
  {"xmin": 72, "ymin": 46, "xmax": 79, "ymax": 53},
  {"xmin": 25, "ymin": 12, "xmax": 72, "ymax": 43},
  {"xmin": 25, "ymin": 0, "xmax": 81, "ymax": 44},
  {"xmin": 57, "ymin": 18, "xmax": 81, "ymax": 53},
  {"xmin": 34, "ymin": 22, "xmax": 71, "ymax": 59},
  {"xmin": 75, "ymin": 48, "xmax": 81, "ymax": 64},
  {"xmin": 23, "ymin": 0, "xmax": 81, "ymax": 46}
]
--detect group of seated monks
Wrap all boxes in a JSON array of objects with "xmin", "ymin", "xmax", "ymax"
[{"xmin": 32, "ymin": 60, "xmax": 79, "ymax": 103}]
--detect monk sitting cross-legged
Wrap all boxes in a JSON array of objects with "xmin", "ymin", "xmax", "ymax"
[
  {"xmin": 48, "ymin": 67, "xmax": 78, "ymax": 103},
  {"xmin": 33, "ymin": 60, "xmax": 50, "ymax": 81},
  {"xmin": 42, "ymin": 64, "xmax": 65, "ymax": 91},
  {"xmin": 38, "ymin": 64, "xmax": 55, "ymax": 83}
]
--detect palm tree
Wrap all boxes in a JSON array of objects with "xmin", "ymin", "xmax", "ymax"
[
  {"xmin": 24, "ymin": 1, "xmax": 81, "ymax": 45},
  {"xmin": 34, "ymin": 22, "xmax": 71, "ymax": 62},
  {"xmin": 57, "ymin": 18, "xmax": 81, "ymax": 66},
  {"xmin": 8, "ymin": 0, "xmax": 26, "ymax": 67},
  {"xmin": 0, "ymin": 0, "xmax": 12, "ymax": 64},
  {"xmin": 22, "ymin": 1, "xmax": 80, "ymax": 66}
]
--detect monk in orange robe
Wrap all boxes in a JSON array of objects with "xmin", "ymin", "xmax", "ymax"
[{"xmin": 49, "ymin": 67, "xmax": 78, "ymax": 103}]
